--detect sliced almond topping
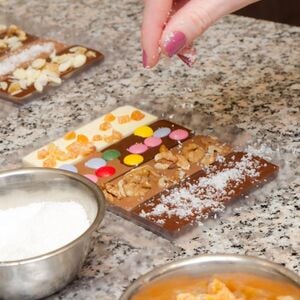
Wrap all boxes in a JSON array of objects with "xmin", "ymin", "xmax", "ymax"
[
  {"xmin": 86, "ymin": 50, "xmax": 96, "ymax": 58},
  {"xmin": 72, "ymin": 54, "xmax": 87, "ymax": 68},
  {"xmin": 0, "ymin": 81, "xmax": 8, "ymax": 90},
  {"xmin": 8, "ymin": 82, "xmax": 22, "ymax": 95},
  {"xmin": 69, "ymin": 46, "xmax": 87, "ymax": 54},
  {"xmin": 32, "ymin": 58, "xmax": 46, "ymax": 69}
]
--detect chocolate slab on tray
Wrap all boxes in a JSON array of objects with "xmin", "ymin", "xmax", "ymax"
[
  {"xmin": 0, "ymin": 24, "xmax": 103, "ymax": 104},
  {"xmin": 22, "ymin": 106, "xmax": 279, "ymax": 239}
]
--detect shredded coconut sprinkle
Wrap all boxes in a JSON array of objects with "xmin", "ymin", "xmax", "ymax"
[
  {"xmin": 0, "ymin": 42, "xmax": 55, "ymax": 76},
  {"xmin": 139, "ymin": 153, "xmax": 261, "ymax": 223}
]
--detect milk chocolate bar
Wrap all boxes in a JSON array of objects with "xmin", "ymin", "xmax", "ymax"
[
  {"xmin": 102, "ymin": 135, "xmax": 232, "ymax": 211},
  {"xmin": 75, "ymin": 120, "xmax": 194, "ymax": 186},
  {"xmin": 131, "ymin": 152, "xmax": 279, "ymax": 238},
  {"xmin": 0, "ymin": 25, "xmax": 104, "ymax": 104},
  {"xmin": 22, "ymin": 106, "xmax": 157, "ymax": 168}
]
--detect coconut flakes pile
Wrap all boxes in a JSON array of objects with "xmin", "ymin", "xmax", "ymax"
[{"xmin": 139, "ymin": 153, "xmax": 261, "ymax": 224}]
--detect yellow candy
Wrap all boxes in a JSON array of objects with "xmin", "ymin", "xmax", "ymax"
[
  {"xmin": 134, "ymin": 125, "xmax": 153, "ymax": 138},
  {"xmin": 123, "ymin": 154, "xmax": 144, "ymax": 166}
]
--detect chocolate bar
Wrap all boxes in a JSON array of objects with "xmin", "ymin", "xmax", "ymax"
[
  {"xmin": 0, "ymin": 25, "xmax": 104, "ymax": 104},
  {"xmin": 101, "ymin": 134, "xmax": 232, "ymax": 211},
  {"xmin": 22, "ymin": 106, "xmax": 157, "ymax": 168},
  {"xmin": 75, "ymin": 120, "xmax": 194, "ymax": 186},
  {"xmin": 131, "ymin": 152, "xmax": 279, "ymax": 238}
]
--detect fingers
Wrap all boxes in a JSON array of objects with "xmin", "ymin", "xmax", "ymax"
[
  {"xmin": 142, "ymin": 0, "xmax": 173, "ymax": 68},
  {"xmin": 161, "ymin": 0, "xmax": 258, "ymax": 57}
]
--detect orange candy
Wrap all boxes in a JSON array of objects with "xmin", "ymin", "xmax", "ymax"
[
  {"xmin": 104, "ymin": 130, "xmax": 123, "ymax": 143},
  {"xmin": 64, "ymin": 131, "xmax": 76, "ymax": 140},
  {"xmin": 131, "ymin": 110, "xmax": 145, "ymax": 121},
  {"xmin": 77, "ymin": 134, "xmax": 89, "ymax": 144},
  {"xmin": 118, "ymin": 115, "xmax": 130, "ymax": 124},
  {"xmin": 104, "ymin": 113, "xmax": 116, "ymax": 122},
  {"xmin": 99, "ymin": 122, "xmax": 112, "ymax": 131}
]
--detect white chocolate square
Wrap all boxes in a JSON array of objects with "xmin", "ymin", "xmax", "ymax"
[{"xmin": 22, "ymin": 105, "xmax": 157, "ymax": 168}]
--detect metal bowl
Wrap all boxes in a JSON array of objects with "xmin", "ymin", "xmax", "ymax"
[
  {"xmin": 0, "ymin": 168, "xmax": 106, "ymax": 300},
  {"xmin": 121, "ymin": 254, "xmax": 300, "ymax": 299}
]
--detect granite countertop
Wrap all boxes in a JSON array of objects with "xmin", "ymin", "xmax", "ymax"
[{"xmin": 0, "ymin": 0, "xmax": 299, "ymax": 299}]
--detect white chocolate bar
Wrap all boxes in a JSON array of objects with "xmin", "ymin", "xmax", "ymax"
[{"xmin": 22, "ymin": 105, "xmax": 158, "ymax": 168}]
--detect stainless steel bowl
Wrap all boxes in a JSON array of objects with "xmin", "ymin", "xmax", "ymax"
[
  {"xmin": 0, "ymin": 168, "xmax": 106, "ymax": 300},
  {"xmin": 121, "ymin": 254, "xmax": 300, "ymax": 299}
]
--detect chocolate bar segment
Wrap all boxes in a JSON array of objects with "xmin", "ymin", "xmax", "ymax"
[
  {"xmin": 131, "ymin": 152, "xmax": 279, "ymax": 238},
  {"xmin": 0, "ymin": 44, "xmax": 103, "ymax": 103},
  {"xmin": 75, "ymin": 120, "xmax": 194, "ymax": 186},
  {"xmin": 102, "ymin": 135, "xmax": 232, "ymax": 211}
]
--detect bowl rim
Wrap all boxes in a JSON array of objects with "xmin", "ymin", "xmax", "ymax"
[
  {"xmin": 120, "ymin": 254, "xmax": 300, "ymax": 299},
  {"xmin": 0, "ymin": 167, "xmax": 106, "ymax": 266}
]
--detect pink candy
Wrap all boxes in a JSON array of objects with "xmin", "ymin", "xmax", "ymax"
[
  {"xmin": 127, "ymin": 143, "xmax": 148, "ymax": 154},
  {"xmin": 169, "ymin": 129, "xmax": 189, "ymax": 141},
  {"xmin": 144, "ymin": 137, "xmax": 162, "ymax": 147}
]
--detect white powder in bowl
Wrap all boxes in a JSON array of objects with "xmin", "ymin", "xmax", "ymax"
[{"xmin": 0, "ymin": 201, "xmax": 90, "ymax": 262}]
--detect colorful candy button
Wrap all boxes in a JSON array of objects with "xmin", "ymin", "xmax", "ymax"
[
  {"xmin": 134, "ymin": 125, "xmax": 153, "ymax": 138},
  {"xmin": 144, "ymin": 137, "xmax": 162, "ymax": 148},
  {"xmin": 59, "ymin": 164, "xmax": 78, "ymax": 173},
  {"xmin": 169, "ymin": 129, "xmax": 189, "ymax": 141},
  {"xmin": 84, "ymin": 174, "xmax": 98, "ymax": 183},
  {"xmin": 127, "ymin": 143, "xmax": 148, "ymax": 154},
  {"xmin": 123, "ymin": 154, "xmax": 144, "ymax": 166},
  {"xmin": 85, "ymin": 158, "xmax": 106, "ymax": 169},
  {"xmin": 102, "ymin": 149, "xmax": 121, "ymax": 161},
  {"xmin": 95, "ymin": 166, "xmax": 116, "ymax": 177},
  {"xmin": 153, "ymin": 127, "xmax": 171, "ymax": 138}
]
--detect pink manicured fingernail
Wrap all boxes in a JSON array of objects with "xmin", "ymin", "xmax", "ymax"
[
  {"xmin": 142, "ymin": 50, "xmax": 148, "ymax": 68},
  {"xmin": 164, "ymin": 31, "xmax": 186, "ymax": 57},
  {"xmin": 177, "ymin": 47, "xmax": 197, "ymax": 67}
]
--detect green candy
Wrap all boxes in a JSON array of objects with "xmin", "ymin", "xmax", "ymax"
[{"xmin": 102, "ymin": 149, "xmax": 121, "ymax": 161}]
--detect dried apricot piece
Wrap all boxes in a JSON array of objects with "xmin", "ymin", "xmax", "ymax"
[
  {"xmin": 93, "ymin": 134, "xmax": 102, "ymax": 141},
  {"xmin": 43, "ymin": 157, "xmax": 56, "ymax": 168},
  {"xmin": 99, "ymin": 122, "xmax": 112, "ymax": 131},
  {"xmin": 118, "ymin": 115, "xmax": 130, "ymax": 124},
  {"xmin": 64, "ymin": 131, "xmax": 76, "ymax": 140},
  {"xmin": 37, "ymin": 149, "xmax": 49, "ymax": 160},
  {"xmin": 104, "ymin": 113, "xmax": 115, "ymax": 122},
  {"xmin": 77, "ymin": 134, "xmax": 89, "ymax": 144},
  {"xmin": 131, "ymin": 110, "xmax": 145, "ymax": 121}
]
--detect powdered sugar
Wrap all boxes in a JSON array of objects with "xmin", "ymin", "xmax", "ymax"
[
  {"xmin": 0, "ymin": 200, "xmax": 90, "ymax": 261},
  {"xmin": 0, "ymin": 42, "xmax": 55, "ymax": 76}
]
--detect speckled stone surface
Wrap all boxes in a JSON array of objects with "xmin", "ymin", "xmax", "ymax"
[{"xmin": 0, "ymin": 0, "xmax": 299, "ymax": 299}]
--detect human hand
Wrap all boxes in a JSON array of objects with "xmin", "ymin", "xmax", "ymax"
[{"xmin": 142, "ymin": 0, "xmax": 258, "ymax": 68}]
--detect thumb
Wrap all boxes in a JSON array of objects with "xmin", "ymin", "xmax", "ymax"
[{"xmin": 161, "ymin": 0, "xmax": 258, "ymax": 57}]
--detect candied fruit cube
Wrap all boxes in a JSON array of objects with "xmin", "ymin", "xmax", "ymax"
[
  {"xmin": 118, "ymin": 115, "xmax": 130, "ymax": 124},
  {"xmin": 64, "ymin": 131, "xmax": 76, "ymax": 140},
  {"xmin": 77, "ymin": 134, "xmax": 89, "ymax": 144},
  {"xmin": 104, "ymin": 113, "xmax": 115, "ymax": 122},
  {"xmin": 131, "ymin": 110, "xmax": 145, "ymax": 121},
  {"xmin": 56, "ymin": 150, "xmax": 70, "ymax": 161},
  {"xmin": 99, "ymin": 122, "xmax": 112, "ymax": 131},
  {"xmin": 37, "ymin": 149, "xmax": 49, "ymax": 160},
  {"xmin": 43, "ymin": 157, "xmax": 56, "ymax": 168},
  {"xmin": 93, "ymin": 134, "xmax": 102, "ymax": 141}
]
